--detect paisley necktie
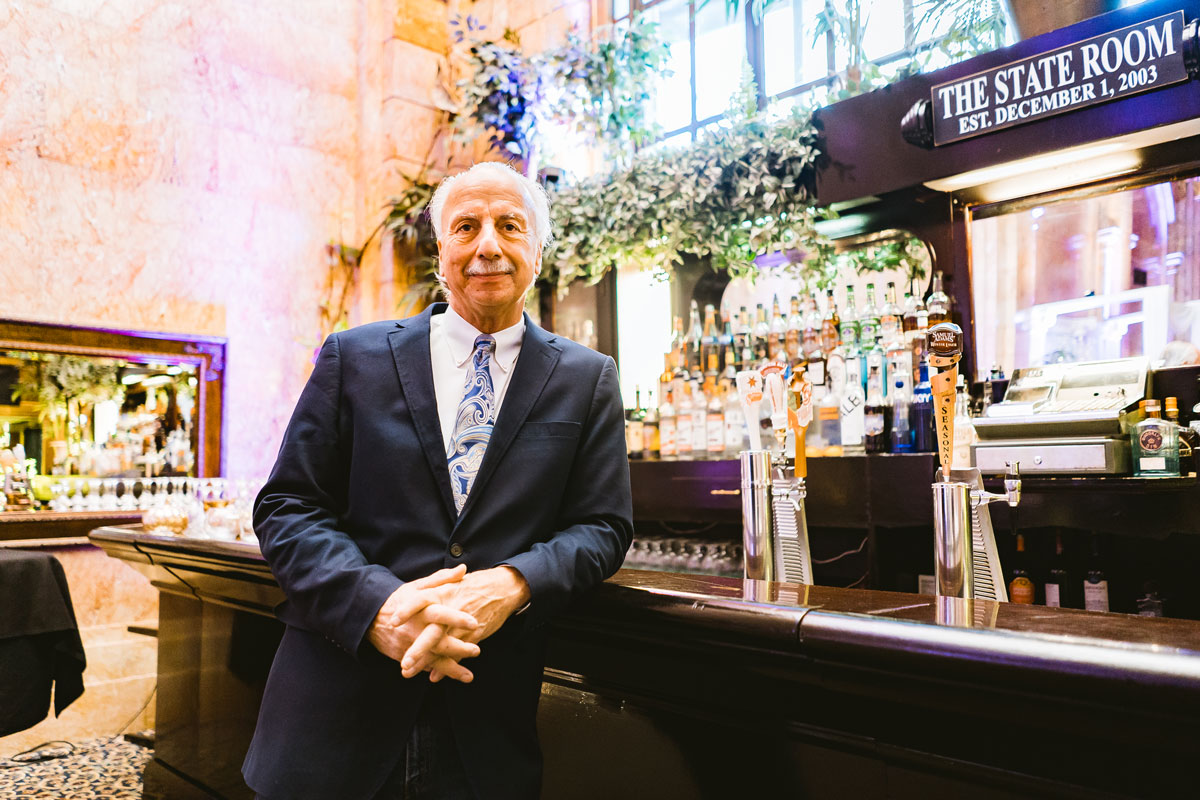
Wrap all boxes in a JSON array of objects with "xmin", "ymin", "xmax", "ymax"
[{"xmin": 446, "ymin": 334, "xmax": 496, "ymax": 514}]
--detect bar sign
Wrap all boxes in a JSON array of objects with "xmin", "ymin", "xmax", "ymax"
[{"xmin": 931, "ymin": 12, "xmax": 1189, "ymax": 145}]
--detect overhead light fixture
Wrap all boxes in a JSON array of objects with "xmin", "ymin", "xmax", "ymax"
[
  {"xmin": 121, "ymin": 373, "xmax": 146, "ymax": 385},
  {"xmin": 167, "ymin": 366, "xmax": 183, "ymax": 376},
  {"xmin": 925, "ymin": 142, "xmax": 1128, "ymax": 193},
  {"xmin": 140, "ymin": 375, "xmax": 172, "ymax": 388}
]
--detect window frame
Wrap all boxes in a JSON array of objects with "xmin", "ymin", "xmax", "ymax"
[{"xmin": 612, "ymin": 0, "xmax": 950, "ymax": 140}]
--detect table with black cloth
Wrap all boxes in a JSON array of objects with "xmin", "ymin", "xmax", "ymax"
[{"xmin": 0, "ymin": 548, "xmax": 87, "ymax": 737}]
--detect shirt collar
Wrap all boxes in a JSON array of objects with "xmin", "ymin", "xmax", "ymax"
[{"xmin": 442, "ymin": 305, "xmax": 525, "ymax": 374}]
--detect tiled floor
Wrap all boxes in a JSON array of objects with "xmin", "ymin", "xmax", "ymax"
[{"xmin": 0, "ymin": 737, "xmax": 148, "ymax": 799}]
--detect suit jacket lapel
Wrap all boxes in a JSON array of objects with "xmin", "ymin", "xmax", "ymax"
[
  {"xmin": 388, "ymin": 304, "xmax": 457, "ymax": 522},
  {"xmin": 456, "ymin": 315, "xmax": 562, "ymax": 525}
]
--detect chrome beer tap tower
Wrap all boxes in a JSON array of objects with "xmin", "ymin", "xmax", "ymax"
[
  {"xmin": 927, "ymin": 323, "xmax": 1020, "ymax": 601},
  {"xmin": 737, "ymin": 366, "xmax": 814, "ymax": 585}
]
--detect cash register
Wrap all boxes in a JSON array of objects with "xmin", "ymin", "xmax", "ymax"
[{"xmin": 971, "ymin": 357, "xmax": 1149, "ymax": 474}]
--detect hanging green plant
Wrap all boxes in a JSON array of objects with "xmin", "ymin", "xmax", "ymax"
[{"xmin": 545, "ymin": 100, "xmax": 831, "ymax": 294}]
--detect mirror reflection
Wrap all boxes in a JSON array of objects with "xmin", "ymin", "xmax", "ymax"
[
  {"xmin": 1, "ymin": 351, "xmax": 199, "ymax": 508},
  {"xmin": 971, "ymin": 174, "xmax": 1200, "ymax": 378}
]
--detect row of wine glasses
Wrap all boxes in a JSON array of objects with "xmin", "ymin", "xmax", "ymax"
[{"xmin": 624, "ymin": 536, "xmax": 744, "ymax": 578}]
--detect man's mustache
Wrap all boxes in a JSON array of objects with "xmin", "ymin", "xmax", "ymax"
[{"xmin": 465, "ymin": 261, "xmax": 515, "ymax": 276}]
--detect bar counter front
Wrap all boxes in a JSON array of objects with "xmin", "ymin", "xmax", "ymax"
[{"xmin": 91, "ymin": 525, "xmax": 1200, "ymax": 800}]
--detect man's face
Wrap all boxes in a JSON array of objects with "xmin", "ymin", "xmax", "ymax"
[{"xmin": 437, "ymin": 170, "xmax": 541, "ymax": 330}]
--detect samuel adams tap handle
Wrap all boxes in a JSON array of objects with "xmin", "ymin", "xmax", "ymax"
[{"xmin": 926, "ymin": 323, "xmax": 963, "ymax": 477}]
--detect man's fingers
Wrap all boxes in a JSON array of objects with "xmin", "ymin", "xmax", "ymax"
[
  {"xmin": 430, "ymin": 657, "xmax": 473, "ymax": 684},
  {"xmin": 401, "ymin": 623, "xmax": 446, "ymax": 678},
  {"xmin": 422, "ymin": 603, "xmax": 478, "ymax": 631},
  {"xmin": 433, "ymin": 634, "xmax": 480, "ymax": 662},
  {"xmin": 408, "ymin": 564, "xmax": 468, "ymax": 590}
]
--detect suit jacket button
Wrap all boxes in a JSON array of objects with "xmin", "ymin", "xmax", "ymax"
[{"xmin": 449, "ymin": 543, "xmax": 464, "ymax": 558}]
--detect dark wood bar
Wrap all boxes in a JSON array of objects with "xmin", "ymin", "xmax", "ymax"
[{"xmin": 92, "ymin": 525, "xmax": 1200, "ymax": 799}]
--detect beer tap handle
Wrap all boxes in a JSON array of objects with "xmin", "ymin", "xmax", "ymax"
[{"xmin": 926, "ymin": 322, "xmax": 964, "ymax": 480}]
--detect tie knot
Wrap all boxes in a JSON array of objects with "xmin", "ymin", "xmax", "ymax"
[{"xmin": 473, "ymin": 335, "xmax": 496, "ymax": 362}]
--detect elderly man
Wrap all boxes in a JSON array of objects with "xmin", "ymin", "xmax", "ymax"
[{"xmin": 243, "ymin": 162, "xmax": 633, "ymax": 800}]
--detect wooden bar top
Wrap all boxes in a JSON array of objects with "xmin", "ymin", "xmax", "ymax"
[{"xmin": 90, "ymin": 524, "xmax": 1200, "ymax": 704}]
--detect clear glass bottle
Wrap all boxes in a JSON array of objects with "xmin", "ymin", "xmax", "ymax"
[
  {"xmin": 839, "ymin": 364, "xmax": 866, "ymax": 452},
  {"xmin": 821, "ymin": 289, "xmax": 840, "ymax": 355},
  {"xmin": 686, "ymin": 300, "xmax": 703, "ymax": 375},
  {"xmin": 706, "ymin": 384, "xmax": 725, "ymax": 455},
  {"xmin": 840, "ymin": 285, "xmax": 859, "ymax": 352},
  {"xmin": 858, "ymin": 283, "xmax": 880, "ymax": 346},
  {"xmin": 785, "ymin": 296, "xmax": 803, "ymax": 366},
  {"xmin": 723, "ymin": 380, "xmax": 745, "ymax": 456},
  {"xmin": 674, "ymin": 382, "xmax": 693, "ymax": 457},
  {"xmin": 880, "ymin": 281, "xmax": 902, "ymax": 346},
  {"xmin": 889, "ymin": 379, "xmax": 912, "ymax": 453},
  {"xmin": 658, "ymin": 390, "xmax": 677, "ymax": 458},
  {"xmin": 863, "ymin": 365, "xmax": 890, "ymax": 454},
  {"xmin": 801, "ymin": 292, "xmax": 822, "ymax": 363},
  {"xmin": 768, "ymin": 296, "xmax": 787, "ymax": 363},
  {"xmin": 753, "ymin": 303, "xmax": 770, "ymax": 364},
  {"xmin": 926, "ymin": 271, "xmax": 950, "ymax": 325},
  {"xmin": 1132, "ymin": 399, "xmax": 1180, "ymax": 477},
  {"xmin": 733, "ymin": 307, "xmax": 750, "ymax": 369},
  {"xmin": 690, "ymin": 379, "xmax": 708, "ymax": 455},
  {"xmin": 642, "ymin": 391, "xmax": 659, "ymax": 459}
]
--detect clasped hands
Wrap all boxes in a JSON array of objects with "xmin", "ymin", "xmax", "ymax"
[{"xmin": 365, "ymin": 563, "xmax": 530, "ymax": 684}]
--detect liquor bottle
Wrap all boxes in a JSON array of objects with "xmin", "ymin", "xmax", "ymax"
[
  {"xmin": 907, "ymin": 281, "xmax": 929, "ymax": 387},
  {"xmin": 817, "ymin": 392, "xmax": 841, "ymax": 453},
  {"xmin": 1008, "ymin": 534, "xmax": 1035, "ymax": 604},
  {"xmin": 839, "ymin": 285, "xmax": 859, "ymax": 351},
  {"xmin": 734, "ymin": 307, "xmax": 751, "ymax": 368},
  {"xmin": 768, "ymin": 296, "xmax": 787, "ymax": 362},
  {"xmin": 863, "ymin": 365, "xmax": 890, "ymax": 453},
  {"xmin": 701, "ymin": 305, "xmax": 720, "ymax": 380},
  {"xmin": 753, "ymin": 303, "xmax": 770, "ymax": 363},
  {"xmin": 865, "ymin": 331, "xmax": 887, "ymax": 402},
  {"xmin": 686, "ymin": 301, "xmax": 703, "ymax": 374},
  {"xmin": 1165, "ymin": 397, "xmax": 1198, "ymax": 474},
  {"xmin": 626, "ymin": 387, "xmax": 645, "ymax": 460},
  {"xmin": 706, "ymin": 384, "xmax": 725, "ymax": 455},
  {"xmin": 1044, "ymin": 532, "xmax": 1071, "ymax": 608},
  {"xmin": 926, "ymin": 271, "xmax": 950, "ymax": 325},
  {"xmin": 1084, "ymin": 535, "xmax": 1110, "ymax": 612},
  {"xmin": 821, "ymin": 289, "xmax": 840, "ymax": 355},
  {"xmin": 675, "ymin": 382, "xmax": 694, "ymax": 457},
  {"xmin": 880, "ymin": 281, "xmax": 902, "ymax": 346},
  {"xmin": 659, "ymin": 354, "xmax": 674, "ymax": 415},
  {"xmin": 669, "ymin": 316, "xmax": 685, "ymax": 370},
  {"xmin": 642, "ymin": 391, "xmax": 659, "ymax": 459},
  {"xmin": 901, "ymin": 290, "xmax": 919, "ymax": 336},
  {"xmin": 889, "ymin": 379, "xmax": 913, "ymax": 453},
  {"xmin": 723, "ymin": 379, "xmax": 746, "ymax": 456},
  {"xmin": 718, "ymin": 310, "xmax": 735, "ymax": 370},
  {"xmin": 802, "ymin": 293, "xmax": 823, "ymax": 361},
  {"xmin": 722, "ymin": 345, "xmax": 737, "ymax": 384},
  {"xmin": 858, "ymin": 283, "xmax": 881, "ymax": 347},
  {"xmin": 911, "ymin": 357, "xmax": 935, "ymax": 453},
  {"xmin": 1132, "ymin": 399, "xmax": 1180, "ymax": 477},
  {"xmin": 951, "ymin": 375, "xmax": 976, "ymax": 470},
  {"xmin": 785, "ymin": 296, "xmax": 803, "ymax": 365},
  {"xmin": 839, "ymin": 361, "xmax": 866, "ymax": 451},
  {"xmin": 690, "ymin": 379, "xmax": 707, "ymax": 455},
  {"xmin": 659, "ymin": 390, "xmax": 677, "ymax": 458}
]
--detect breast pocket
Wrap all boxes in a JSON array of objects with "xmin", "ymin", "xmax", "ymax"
[{"xmin": 518, "ymin": 421, "xmax": 582, "ymax": 439}]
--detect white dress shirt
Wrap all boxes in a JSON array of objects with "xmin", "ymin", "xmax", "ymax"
[{"xmin": 430, "ymin": 305, "xmax": 526, "ymax": 452}]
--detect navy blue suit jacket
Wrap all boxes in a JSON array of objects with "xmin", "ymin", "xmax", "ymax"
[{"xmin": 242, "ymin": 304, "xmax": 633, "ymax": 800}]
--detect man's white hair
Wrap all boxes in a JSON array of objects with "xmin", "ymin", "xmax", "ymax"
[{"xmin": 428, "ymin": 161, "xmax": 554, "ymax": 248}]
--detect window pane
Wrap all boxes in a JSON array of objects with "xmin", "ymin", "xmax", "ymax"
[
  {"xmin": 642, "ymin": 0, "xmax": 693, "ymax": 132},
  {"xmin": 694, "ymin": 0, "xmax": 748, "ymax": 120},
  {"xmin": 861, "ymin": 0, "xmax": 906, "ymax": 61},
  {"xmin": 763, "ymin": 0, "xmax": 828, "ymax": 97},
  {"xmin": 613, "ymin": 0, "xmax": 630, "ymax": 20}
]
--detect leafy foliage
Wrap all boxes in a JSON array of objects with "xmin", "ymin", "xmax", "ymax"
[
  {"xmin": 451, "ymin": 19, "xmax": 543, "ymax": 159},
  {"xmin": 545, "ymin": 98, "xmax": 831, "ymax": 293},
  {"xmin": 545, "ymin": 20, "xmax": 672, "ymax": 164}
]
